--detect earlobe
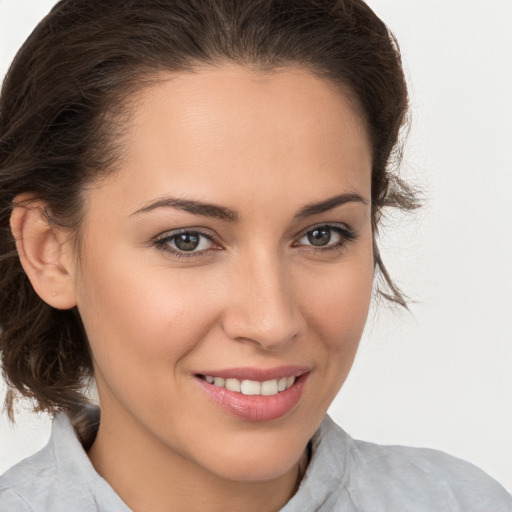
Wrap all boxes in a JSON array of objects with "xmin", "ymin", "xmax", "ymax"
[{"xmin": 10, "ymin": 195, "xmax": 78, "ymax": 310}]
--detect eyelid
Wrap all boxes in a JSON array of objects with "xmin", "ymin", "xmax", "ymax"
[
  {"xmin": 152, "ymin": 227, "xmax": 221, "ymax": 258},
  {"xmin": 291, "ymin": 223, "xmax": 357, "ymax": 257},
  {"xmin": 153, "ymin": 227, "xmax": 216, "ymax": 242},
  {"xmin": 151, "ymin": 222, "xmax": 356, "ymax": 260},
  {"xmin": 294, "ymin": 222, "xmax": 355, "ymax": 243}
]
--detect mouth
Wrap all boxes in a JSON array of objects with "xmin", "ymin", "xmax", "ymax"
[
  {"xmin": 194, "ymin": 367, "xmax": 310, "ymax": 422},
  {"xmin": 198, "ymin": 374, "xmax": 297, "ymax": 396}
]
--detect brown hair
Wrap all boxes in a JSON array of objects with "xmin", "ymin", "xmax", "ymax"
[{"xmin": 0, "ymin": 0, "xmax": 418, "ymax": 422}]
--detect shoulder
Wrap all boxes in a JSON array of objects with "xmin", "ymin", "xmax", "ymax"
[
  {"xmin": 313, "ymin": 416, "xmax": 512, "ymax": 511},
  {"xmin": 350, "ymin": 439, "xmax": 511, "ymax": 510},
  {"xmin": 0, "ymin": 428, "xmax": 84, "ymax": 512},
  {"xmin": 0, "ymin": 486, "xmax": 32, "ymax": 512},
  {"xmin": 0, "ymin": 444, "xmax": 59, "ymax": 512},
  {"xmin": 0, "ymin": 411, "xmax": 127, "ymax": 512}
]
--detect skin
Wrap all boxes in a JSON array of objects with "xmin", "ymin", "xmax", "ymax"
[{"xmin": 21, "ymin": 64, "xmax": 375, "ymax": 511}]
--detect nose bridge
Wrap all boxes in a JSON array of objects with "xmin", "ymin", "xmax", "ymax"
[{"xmin": 223, "ymin": 248, "xmax": 301, "ymax": 349}]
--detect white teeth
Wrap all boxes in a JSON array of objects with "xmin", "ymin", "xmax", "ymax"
[
  {"xmin": 261, "ymin": 379, "xmax": 279, "ymax": 396},
  {"xmin": 213, "ymin": 377, "xmax": 225, "ymax": 387},
  {"xmin": 225, "ymin": 378, "xmax": 241, "ymax": 392},
  {"xmin": 203, "ymin": 375, "xmax": 297, "ymax": 395},
  {"xmin": 241, "ymin": 380, "xmax": 261, "ymax": 395}
]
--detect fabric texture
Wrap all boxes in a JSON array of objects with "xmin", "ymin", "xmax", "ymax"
[{"xmin": 1, "ymin": 413, "xmax": 511, "ymax": 511}]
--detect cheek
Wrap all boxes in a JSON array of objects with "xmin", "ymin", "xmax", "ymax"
[
  {"xmin": 288, "ymin": 241, "xmax": 374, "ymax": 419},
  {"xmin": 299, "ymin": 247, "xmax": 374, "ymax": 353},
  {"xmin": 74, "ymin": 250, "xmax": 221, "ymax": 390}
]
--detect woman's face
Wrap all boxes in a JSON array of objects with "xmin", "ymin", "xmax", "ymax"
[{"xmin": 72, "ymin": 64, "xmax": 373, "ymax": 482}]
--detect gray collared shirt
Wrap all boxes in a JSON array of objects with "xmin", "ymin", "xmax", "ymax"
[{"xmin": 1, "ymin": 413, "xmax": 511, "ymax": 511}]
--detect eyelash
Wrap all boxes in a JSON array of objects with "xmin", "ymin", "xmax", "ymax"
[
  {"xmin": 152, "ymin": 224, "xmax": 357, "ymax": 260},
  {"xmin": 293, "ymin": 225, "xmax": 356, "ymax": 255},
  {"xmin": 153, "ymin": 229, "xmax": 218, "ymax": 260}
]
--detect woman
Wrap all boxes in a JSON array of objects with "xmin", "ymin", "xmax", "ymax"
[{"xmin": 0, "ymin": 0, "xmax": 510, "ymax": 510}]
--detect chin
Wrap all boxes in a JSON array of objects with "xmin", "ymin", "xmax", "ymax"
[
  {"xmin": 187, "ymin": 425, "xmax": 311, "ymax": 483},
  {"xmin": 208, "ymin": 450, "xmax": 301, "ymax": 483}
]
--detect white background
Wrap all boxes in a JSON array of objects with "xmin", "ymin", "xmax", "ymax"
[{"xmin": 1, "ymin": 0, "xmax": 511, "ymax": 491}]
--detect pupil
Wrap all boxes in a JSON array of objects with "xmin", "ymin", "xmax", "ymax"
[
  {"xmin": 308, "ymin": 228, "xmax": 331, "ymax": 246},
  {"xmin": 175, "ymin": 233, "xmax": 200, "ymax": 251}
]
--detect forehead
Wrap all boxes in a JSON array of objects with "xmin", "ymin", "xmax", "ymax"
[{"xmin": 89, "ymin": 64, "xmax": 372, "ymax": 216}]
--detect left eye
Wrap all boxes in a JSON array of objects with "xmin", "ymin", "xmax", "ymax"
[
  {"xmin": 159, "ymin": 231, "xmax": 214, "ymax": 252},
  {"xmin": 297, "ymin": 225, "xmax": 346, "ymax": 248}
]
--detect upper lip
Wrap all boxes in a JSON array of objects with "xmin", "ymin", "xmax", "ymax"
[{"xmin": 195, "ymin": 365, "xmax": 310, "ymax": 381}]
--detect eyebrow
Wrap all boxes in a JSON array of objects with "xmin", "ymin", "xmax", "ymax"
[
  {"xmin": 131, "ymin": 197, "xmax": 238, "ymax": 221},
  {"xmin": 293, "ymin": 192, "xmax": 367, "ymax": 221},
  {"xmin": 131, "ymin": 192, "xmax": 367, "ymax": 221}
]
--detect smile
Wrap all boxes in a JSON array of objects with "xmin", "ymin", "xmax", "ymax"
[
  {"xmin": 195, "ymin": 367, "xmax": 309, "ymax": 421},
  {"xmin": 200, "ymin": 375, "xmax": 296, "ymax": 396}
]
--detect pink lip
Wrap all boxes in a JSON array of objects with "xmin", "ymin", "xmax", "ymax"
[{"xmin": 194, "ymin": 367, "xmax": 310, "ymax": 422}]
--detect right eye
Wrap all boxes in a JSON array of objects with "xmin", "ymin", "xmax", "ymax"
[{"xmin": 153, "ymin": 229, "xmax": 216, "ymax": 258}]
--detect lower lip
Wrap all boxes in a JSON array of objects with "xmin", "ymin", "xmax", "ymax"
[{"xmin": 195, "ymin": 374, "xmax": 309, "ymax": 422}]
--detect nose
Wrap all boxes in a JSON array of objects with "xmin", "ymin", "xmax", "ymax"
[{"xmin": 221, "ymin": 253, "xmax": 303, "ymax": 350}]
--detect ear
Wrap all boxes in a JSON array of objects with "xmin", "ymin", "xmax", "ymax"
[{"xmin": 10, "ymin": 194, "xmax": 78, "ymax": 310}]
